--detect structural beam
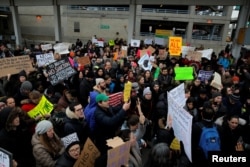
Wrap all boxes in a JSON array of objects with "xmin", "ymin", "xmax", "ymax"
[{"xmin": 10, "ymin": 6, "xmax": 22, "ymax": 47}]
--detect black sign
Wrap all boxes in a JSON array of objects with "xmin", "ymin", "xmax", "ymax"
[{"xmin": 46, "ymin": 58, "xmax": 76, "ymax": 85}]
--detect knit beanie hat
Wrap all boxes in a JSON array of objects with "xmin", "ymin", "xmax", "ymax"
[
  {"xmin": 96, "ymin": 78, "xmax": 104, "ymax": 85},
  {"xmin": 232, "ymin": 76, "xmax": 239, "ymax": 82},
  {"xmin": 212, "ymin": 92, "xmax": 222, "ymax": 99},
  {"xmin": 229, "ymin": 93, "xmax": 240, "ymax": 101},
  {"xmin": 20, "ymin": 81, "xmax": 33, "ymax": 91},
  {"xmin": 35, "ymin": 120, "xmax": 53, "ymax": 135},
  {"xmin": 19, "ymin": 70, "xmax": 27, "ymax": 78},
  {"xmin": 143, "ymin": 87, "xmax": 152, "ymax": 96},
  {"xmin": 61, "ymin": 132, "xmax": 80, "ymax": 151}
]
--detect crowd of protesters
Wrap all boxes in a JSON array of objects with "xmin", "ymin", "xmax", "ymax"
[{"xmin": 0, "ymin": 36, "xmax": 250, "ymax": 167}]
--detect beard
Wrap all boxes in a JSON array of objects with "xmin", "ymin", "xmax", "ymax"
[{"xmin": 100, "ymin": 85, "xmax": 106, "ymax": 91}]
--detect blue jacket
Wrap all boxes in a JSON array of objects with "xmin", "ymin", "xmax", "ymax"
[{"xmin": 84, "ymin": 91, "xmax": 99, "ymax": 132}]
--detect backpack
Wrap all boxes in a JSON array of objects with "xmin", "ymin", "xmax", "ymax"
[{"xmin": 198, "ymin": 123, "xmax": 221, "ymax": 158}]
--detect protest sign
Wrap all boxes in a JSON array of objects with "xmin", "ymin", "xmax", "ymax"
[
  {"xmin": 174, "ymin": 67, "xmax": 193, "ymax": 80},
  {"xmin": 41, "ymin": 44, "xmax": 52, "ymax": 51},
  {"xmin": 181, "ymin": 46, "xmax": 195, "ymax": 58},
  {"xmin": 121, "ymin": 46, "xmax": 127, "ymax": 57},
  {"xmin": 147, "ymin": 46, "xmax": 156, "ymax": 55},
  {"xmin": 36, "ymin": 53, "xmax": 55, "ymax": 67},
  {"xmin": 198, "ymin": 70, "xmax": 213, "ymax": 82},
  {"xmin": 74, "ymin": 138, "xmax": 100, "ymax": 167},
  {"xmin": 109, "ymin": 92, "xmax": 123, "ymax": 107},
  {"xmin": 210, "ymin": 72, "xmax": 223, "ymax": 90},
  {"xmin": 154, "ymin": 37, "xmax": 166, "ymax": 46},
  {"xmin": 167, "ymin": 94, "xmax": 193, "ymax": 162},
  {"xmin": 123, "ymin": 82, "xmax": 132, "ymax": 102},
  {"xmin": 197, "ymin": 49, "xmax": 213, "ymax": 60},
  {"xmin": 131, "ymin": 39, "xmax": 140, "ymax": 47},
  {"xmin": 96, "ymin": 41, "xmax": 104, "ymax": 47},
  {"xmin": 169, "ymin": 37, "xmax": 182, "ymax": 56},
  {"xmin": 168, "ymin": 83, "xmax": 185, "ymax": 107},
  {"xmin": 139, "ymin": 49, "xmax": 148, "ymax": 57},
  {"xmin": 186, "ymin": 51, "xmax": 202, "ymax": 62},
  {"xmin": 138, "ymin": 54, "xmax": 152, "ymax": 71},
  {"xmin": 109, "ymin": 40, "xmax": 115, "ymax": 46},
  {"xmin": 107, "ymin": 137, "xmax": 131, "ymax": 167},
  {"xmin": 0, "ymin": 55, "xmax": 34, "ymax": 77},
  {"xmin": 27, "ymin": 95, "xmax": 54, "ymax": 119},
  {"xmin": 46, "ymin": 58, "xmax": 77, "ymax": 85},
  {"xmin": 53, "ymin": 42, "xmax": 71, "ymax": 55},
  {"xmin": 0, "ymin": 148, "xmax": 12, "ymax": 167},
  {"xmin": 144, "ymin": 38, "xmax": 153, "ymax": 45},
  {"xmin": 77, "ymin": 56, "xmax": 91, "ymax": 66}
]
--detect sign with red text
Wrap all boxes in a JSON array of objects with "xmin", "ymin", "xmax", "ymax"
[{"xmin": 169, "ymin": 37, "xmax": 182, "ymax": 56}]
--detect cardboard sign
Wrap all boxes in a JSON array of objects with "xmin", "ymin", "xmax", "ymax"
[
  {"xmin": 174, "ymin": 67, "xmax": 194, "ymax": 80},
  {"xmin": 186, "ymin": 51, "xmax": 202, "ymax": 62},
  {"xmin": 107, "ymin": 137, "xmax": 131, "ymax": 167},
  {"xmin": 130, "ymin": 39, "xmax": 140, "ymax": 47},
  {"xmin": 0, "ymin": 55, "xmax": 34, "ymax": 77},
  {"xmin": 139, "ymin": 49, "xmax": 148, "ymax": 57},
  {"xmin": 147, "ymin": 46, "xmax": 156, "ymax": 55},
  {"xmin": 0, "ymin": 148, "xmax": 12, "ymax": 167},
  {"xmin": 36, "ymin": 53, "xmax": 55, "ymax": 67},
  {"xmin": 46, "ymin": 58, "xmax": 77, "ymax": 85},
  {"xmin": 169, "ymin": 37, "xmax": 182, "ymax": 56},
  {"xmin": 74, "ymin": 138, "xmax": 100, "ymax": 167},
  {"xmin": 41, "ymin": 44, "xmax": 52, "ymax": 51},
  {"xmin": 210, "ymin": 72, "xmax": 223, "ymax": 90},
  {"xmin": 77, "ymin": 56, "xmax": 91, "ymax": 66},
  {"xmin": 27, "ymin": 95, "xmax": 54, "ymax": 119},
  {"xmin": 53, "ymin": 42, "xmax": 71, "ymax": 55}
]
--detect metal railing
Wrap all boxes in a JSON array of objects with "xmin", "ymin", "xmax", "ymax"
[
  {"xmin": 192, "ymin": 35, "xmax": 222, "ymax": 41},
  {"xmin": 141, "ymin": 8, "xmax": 189, "ymax": 14},
  {"xmin": 195, "ymin": 11, "xmax": 226, "ymax": 16},
  {"xmin": 68, "ymin": 5, "xmax": 129, "ymax": 12}
]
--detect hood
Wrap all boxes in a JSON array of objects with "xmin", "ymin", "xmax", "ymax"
[
  {"xmin": 88, "ymin": 91, "xmax": 99, "ymax": 108},
  {"xmin": 31, "ymin": 133, "xmax": 41, "ymax": 146},
  {"xmin": 66, "ymin": 107, "xmax": 79, "ymax": 119},
  {"xmin": 0, "ymin": 107, "xmax": 19, "ymax": 131}
]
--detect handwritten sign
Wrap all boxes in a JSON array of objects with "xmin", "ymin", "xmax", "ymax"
[
  {"xmin": 0, "ymin": 147, "xmax": 12, "ymax": 167},
  {"xmin": 53, "ymin": 42, "xmax": 71, "ymax": 55},
  {"xmin": 174, "ymin": 67, "xmax": 193, "ymax": 80},
  {"xmin": 77, "ymin": 56, "xmax": 91, "ymax": 66},
  {"xmin": 46, "ymin": 58, "xmax": 77, "ymax": 85},
  {"xmin": 27, "ymin": 95, "xmax": 54, "ymax": 119},
  {"xmin": 186, "ymin": 51, "xmax": 202, "ymax": 62},
  {"xmin": 197, "ymin": 49, "xmax": 213, "ymax": 60},
  {"xmin": 36, "ymin": 53, "xmax": 55, "ymax": 67},
  {"xmin": 181, "ymin": 46, "xmax": 195, "ymax": 58},
  {"xmin": 0, "ymin": 55, "xmax": 34, "ymax": 77},
  {"xmin": 107, "ymin": 137, "xmax": 131, "ymax": 167},
  {"xmin": 41, "ymin": 44, "xmax": 52, "ymax": 51},
  {"xmin": 169, "ymin": 37, "xmax": 182, "ymax": 56},
  {"xmin": 210, "ymin": 72, "xmax": 223, "ymax": 90},
  {"xmin": 74, "ymin": 138, "xmax": 100, "ymax": 167}
]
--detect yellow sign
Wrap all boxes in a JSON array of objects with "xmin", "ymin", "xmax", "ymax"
[
  {"xmin": 109, "ymin": 40, "xmax": 115, "ymax": 46},
  {"xmin": 27, "ymin": 95, "xmax": 54, "ymax": 118},
  {"xmin": 155, "ymin": 29, "xmax": 173, "ymax": 38},
  {"xmin": 123, "ymin": 81, "xmax": 132, "ymax": 102},
  {"xmin": 169, "ymin": 37, "xmax": 182, "ymax": 56}
]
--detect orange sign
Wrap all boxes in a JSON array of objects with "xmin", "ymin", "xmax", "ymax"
[{"xmin": 169, "ymin": 37, "xmax": 182, "ymax": 56}]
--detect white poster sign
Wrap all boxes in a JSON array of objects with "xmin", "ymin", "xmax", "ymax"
[
  {"xmin": 144, "ymin": 38, "xmax": 153, "ymax": 45},
  {"xmin": 53, "ymin": 42, "xmax": 71, "ymax": 55},
  {"xmin": 154, "ymin": 37, "xmax": 166, "ymax": 46},
  {"xmin": 138, "ymin": 54, "xmax": 152, "ymax": 71},
  {"xmin": 182, "ymin": 46, "xmax": 195, "ymax": 58},
  {"xmin": 167, "ymin": 94, "xmax": 193, "ymax": 163},
  {"xmin": 0, "ymin": 148, "xmax": 12, "ymax": 167},
  {"xmin": 36, "ymin": 53, "xmax": 55, "ymax": 67},
  {"xmin": 168, "ymin": 83, "xmax": 186, "ymax": 107},
  {"xmin": 197, "ymin": 49, "xmax": 213, "ymax": 60},
  {"xmin": 131, "ymin": 39, "xmax": 140, "ymax": 47},
  {"xmin": 41, "ymin": 44, "xmax": 52, "ymax": 51},
  {"xmin": 96, "ymin": 41, "xmax": 104, "ymax": 47}
]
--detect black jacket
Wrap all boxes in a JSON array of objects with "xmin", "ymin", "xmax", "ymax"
[{"xmin": 55, "ymin": 152, "xmax": 76, "ymax": 167}]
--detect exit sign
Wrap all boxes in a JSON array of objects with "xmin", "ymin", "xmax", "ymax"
[{"xmin": 100, "ymin": 24, "xmax": 110, "ymax": 29}]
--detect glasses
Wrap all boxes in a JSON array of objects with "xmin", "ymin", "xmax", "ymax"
[{"xmin": 69, "ymin": 147, "xmax": 80, "ymax": 153}]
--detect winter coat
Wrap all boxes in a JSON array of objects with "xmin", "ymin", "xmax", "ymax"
[
  {"xmin": 94, "ymin": 105, "xmax": 126, "ymax": 153},
  {"xmin": 55, "ymin": 152, "xmax": 77, "ymax": 167},
  {"xmin": 31, "ymin": 133, "xmax": 64, "ymax": 167},
  {"xmin": 79, "ymin": 77, "xmax": 94, "ymax": 107},
  {"xmin": 84, "ymin": 91, "xmax": 99, "ymax": 132},
  {"xmin": 64, "ymin": 108, "xmax": 90, "ymax": 144}
]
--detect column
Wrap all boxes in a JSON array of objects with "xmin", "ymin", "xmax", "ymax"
[
  {"xmin": 221, "ymin": 6, "xmax": 233, "ymax": 44},
  {"xmin": 54, "ymin": 4, "xmax": 62, "ymax": 42},
  {"xmin": 10, "ymin": 6, "xmax": 22, "ymax": 47},
  {"xmin": 186, "ymin": 21, "xmax": 193, "ymax": 44},
  {"xmin": 231, "ymin": 3, "xmax": 250, "ymax": 60},
  {"xmin": 127, "ymin": 0, "xmax": 136, "ymax": 45}
]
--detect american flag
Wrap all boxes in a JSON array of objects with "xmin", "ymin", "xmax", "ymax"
[{"xmin": 108, "ymin": 92, "xmax": 123, "ymax": 107}]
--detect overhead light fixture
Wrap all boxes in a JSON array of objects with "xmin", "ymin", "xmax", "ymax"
[
  {"xmin": 0, "ymin": 14, "xmax": 8, "ymax": 17},
  {"xmin": 160, "ymin": 4, "xmax": 163, "ymax": 8},
  {"xmin": 36, "ymin": 15, "xmax": 42, "ymax": 20},
  {"xmin": 207, "ymin": 19, "xmax": 212, "ymax": 23}
]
